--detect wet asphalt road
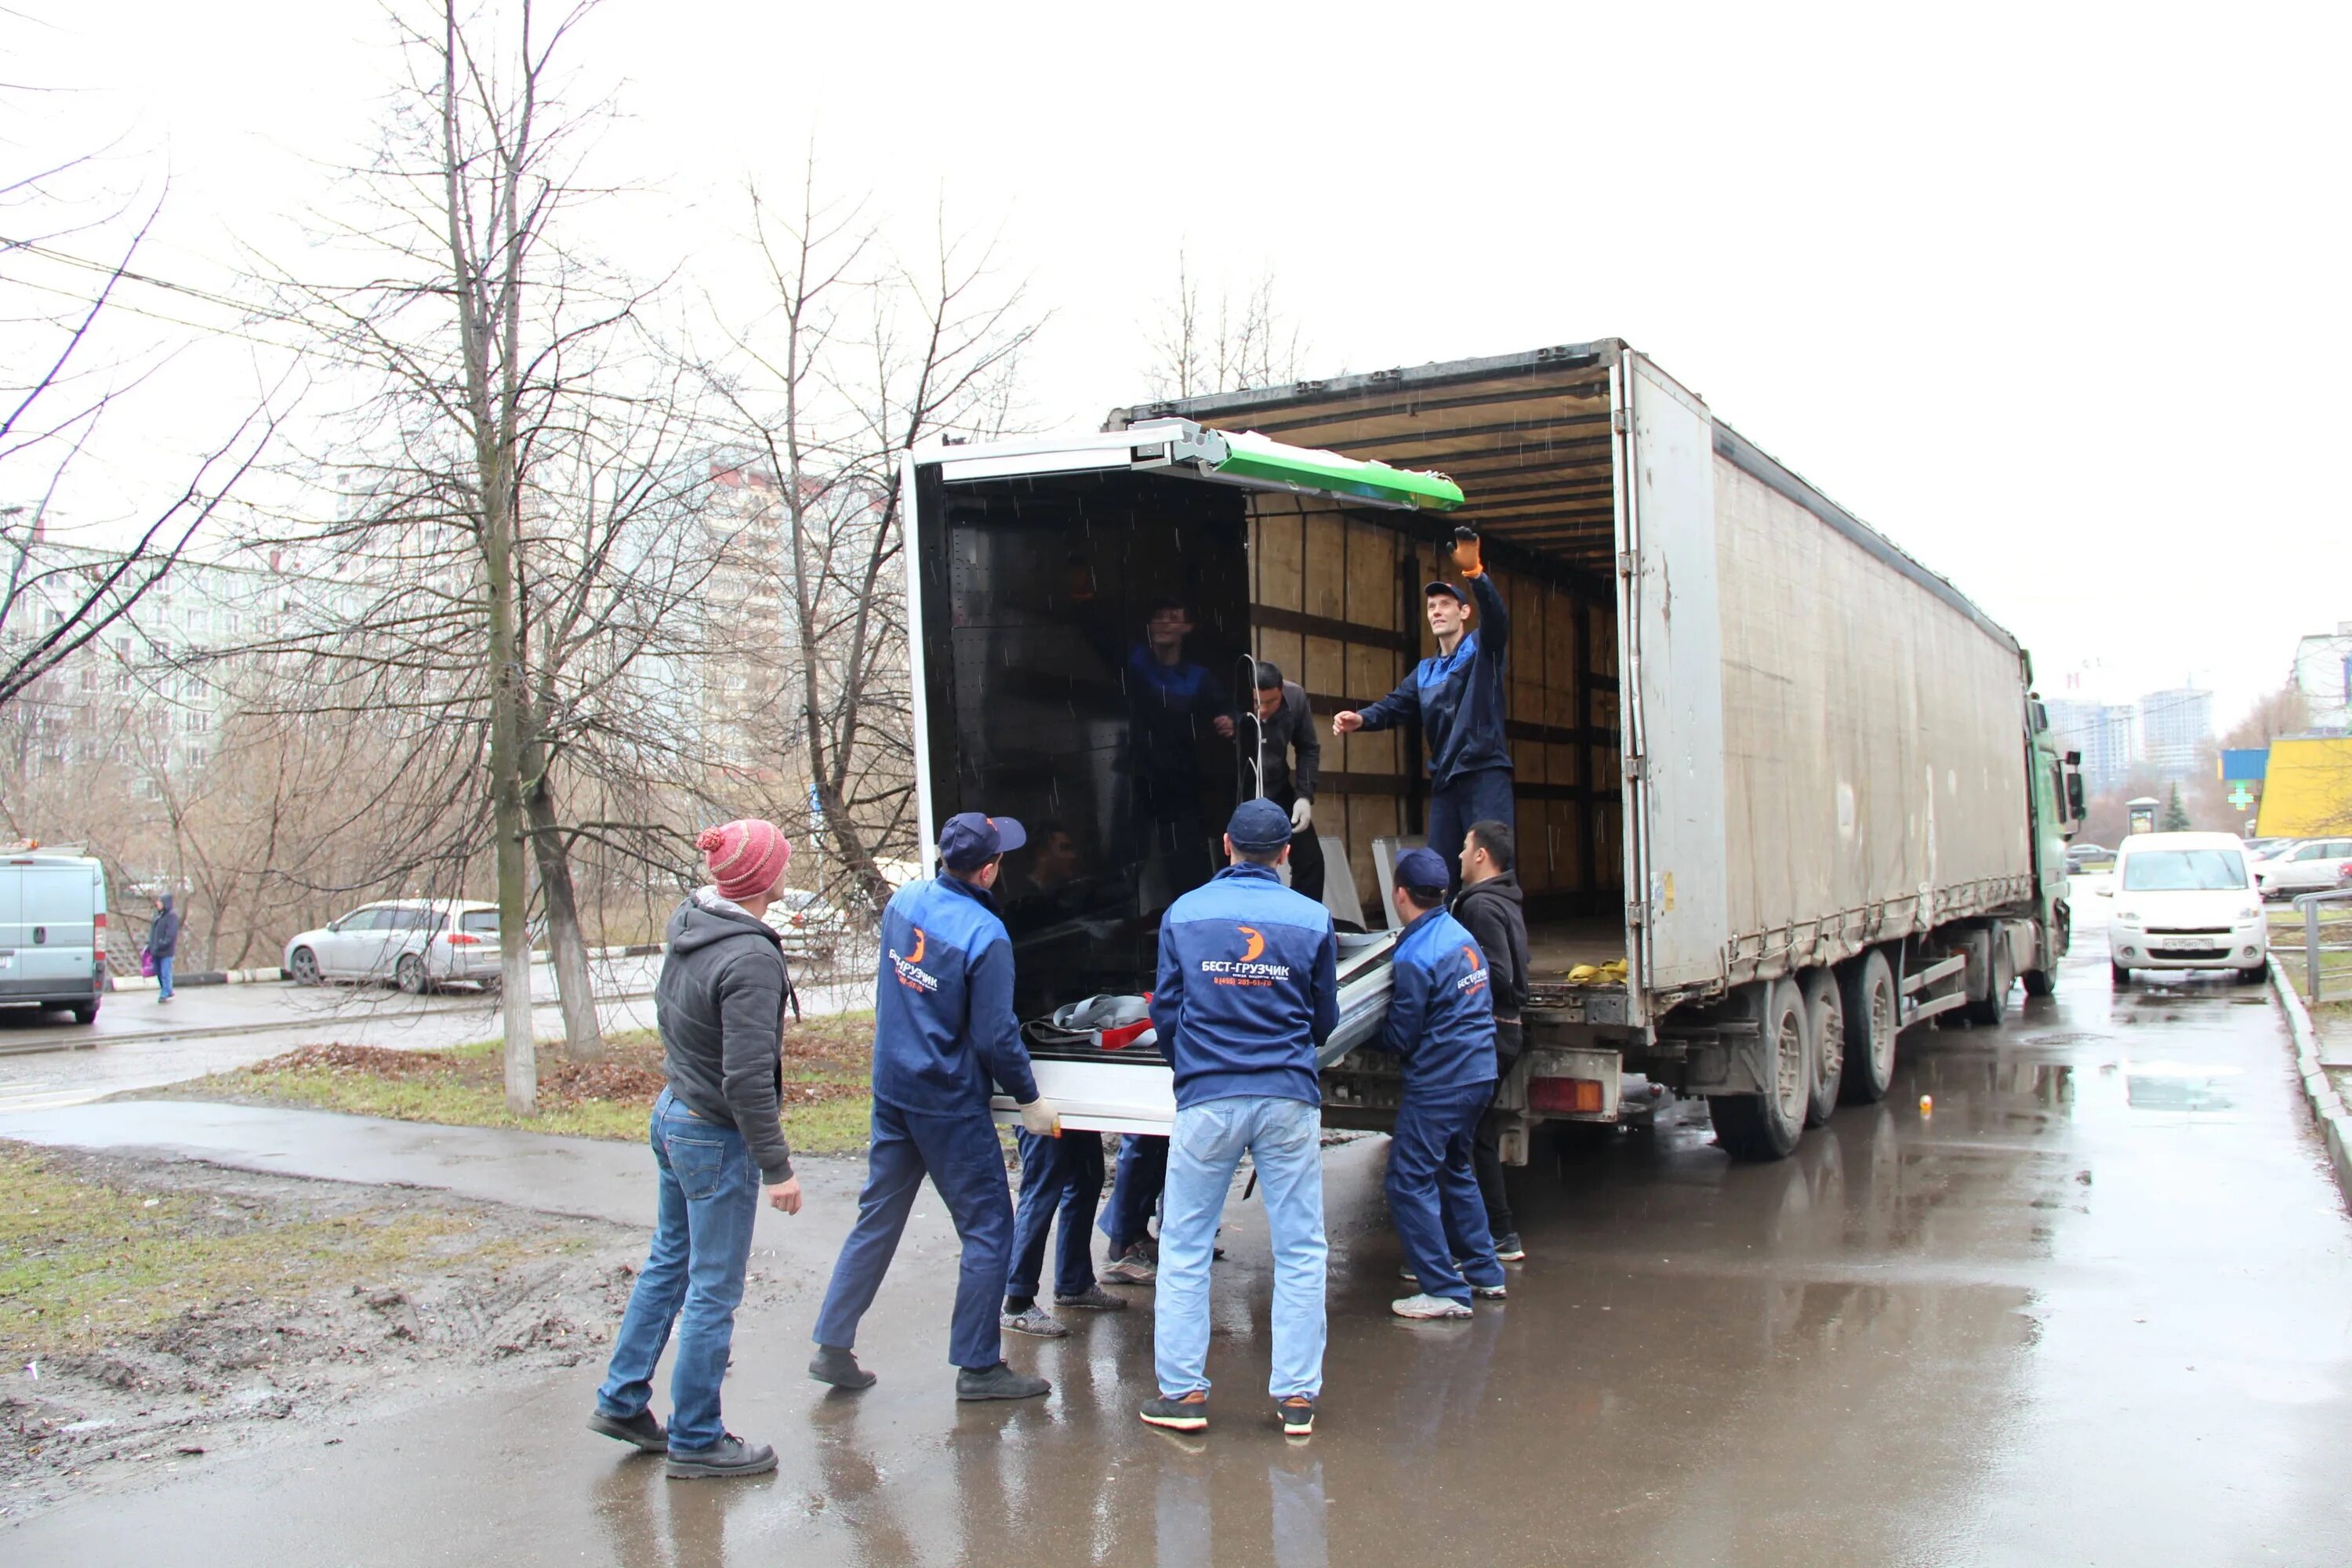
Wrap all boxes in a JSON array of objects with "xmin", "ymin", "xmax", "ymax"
[{"xmin": 9, "ymin": 919, "xmax": 2351, "ymax": 1566}]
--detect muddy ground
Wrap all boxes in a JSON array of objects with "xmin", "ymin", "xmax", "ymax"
[{"xmin": 0, "ymin": 1145, "xmax": 787, "ymax": 1522}]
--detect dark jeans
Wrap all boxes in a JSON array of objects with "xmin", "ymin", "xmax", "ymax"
[
  {"xmin": 1098, "ymin": 1133, "xmax": 1168, "ymax": 1254},
  {"xmin": 1386, "ymin": 1083, "xmax": 1505, "ymax": 1303},
  {"xmin": 1471, "ymin": 1076, "xmax": 1517, "ymax": 1239},
  {"xmin": 813, "ymin": 1098, "xmax": 1014, "ymax": 1370},
  {"xmin": 1425, "ymin": 767, "xmax": 1516, "ymax": 891},
  {"xmin": 1008, "ymin": 1129, "xmax": 1106, "ymax": 1300},
  {"xmin": 1270, "ymin": 787, "xmax": 1326, "ymax": 906},
  {"xmin": 596, "ymin": 1088, "xmax": 761, "ymax": 1452}
]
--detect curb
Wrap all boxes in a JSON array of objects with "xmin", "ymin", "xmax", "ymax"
[{"xmin": 2268, "ymin": 956, "xmax": 2352, "ymax": 1212}]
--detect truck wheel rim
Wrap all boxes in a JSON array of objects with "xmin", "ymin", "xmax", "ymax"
[
  {"xmin": 1819, "ymin": 1002, "xmax": 1844, "ymax": 1089},
  {"xmin": 1871, "ymin": 979, "xmax": 1896, "ymax": 1079},
  {"xmin": 1776, "ymin": 1007, "xmax": 1806, "ymax": 1121}
]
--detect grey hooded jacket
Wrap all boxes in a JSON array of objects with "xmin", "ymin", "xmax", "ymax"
[{"xmin": 655, "ymin": 888, "xmax": 795, "ymax": 1181}]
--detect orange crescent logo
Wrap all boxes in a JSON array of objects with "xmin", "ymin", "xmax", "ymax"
[
  {"xmin": 908, "ymin": 927, "xmax": 927, "ymax": 964},
  {"xmin": 1462, "ymin": 944, "xmax": 1483, "ymax": 971},
  {"xmin": 1237, "ymin": 926, "xmax": 1265, "ymax": 963}
]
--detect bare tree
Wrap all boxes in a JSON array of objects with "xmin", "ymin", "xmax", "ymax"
[{"xmin": 1142, "ymin": 247, "xmax": 1306, "ymax": 401}]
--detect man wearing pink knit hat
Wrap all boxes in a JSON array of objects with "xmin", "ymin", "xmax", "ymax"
[{"xmin": 591, "ymin": 818, "xmax": 802, "ymax": 1479}]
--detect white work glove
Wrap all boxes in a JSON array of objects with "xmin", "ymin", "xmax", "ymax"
[
  {"xmin": 1289, "ymin": 797, "xmax": 1313, "ymax": 832},
  {"xmin": 1017, "ymin": 1098, "xmax": 1059, "ymax": 1138}
]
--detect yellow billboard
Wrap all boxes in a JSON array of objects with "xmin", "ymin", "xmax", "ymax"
[{"xmin": 2255, "ymin": 736, "xmax": 2352, "ymax": 837}]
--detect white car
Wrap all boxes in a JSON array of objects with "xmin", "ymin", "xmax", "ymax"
[
  {"xmin": 763, "ymin": 890, "xmax": 851, "ymax": 960},
  {"xmin": 2104, "ymin": 833, "xmax": 2267, "ymax": 985},
  {"xmin": 284, "ymin": 899, "xmax": 503, "ymax": 993},
  {"xmin": 2254, "ymin": 837, "xmax": 2352, "ymax": 900}
]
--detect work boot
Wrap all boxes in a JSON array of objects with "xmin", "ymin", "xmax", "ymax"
[
  {"xmin": 1139, "ymin": 1391, "xmax": 1210, "ymax": 1432},
  {"xmin": 1102, "ymin": 1243, "xmax": 1156, "ymax": 1286},
  {"xmin": 808, "ymin": 1345, "xmax": 876, "ymax": 1389},
  {"xmin": 1274, "ymin": 1396, "xmax": 1316, "ymax": 1438},
  {"xmin": 957, "ymin": 1362, "xmax": 1051, "ymax": 1401},
  {"xmin": 1390, "ymin": 1293, "xmax": 1473, "ymax": 1320},
  {"xmin": 664, "ymin": 1433, "xmax": 777, "ymax": 1479},
  {"xmin": 1054, "ymin": 1286, "xmax": 1129, "ymax": 1312},
  {"xmin": 1001, "ymin": 1305, "xmax": 1069, "ymax": 1338},
  {"xmin": 586, "ymin": 1407, "xmax": 666, "ymax": 1453},
  {"xmin": 1493, "ymin": 1232, "xmax": 1526, "ymax": 1262}
]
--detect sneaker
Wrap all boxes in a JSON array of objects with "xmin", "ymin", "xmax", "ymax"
[
  {"xmin": 1493, "ymin": 1233, "xmax": 1526, "ymax": 1262},
  {"xmin": 1391, "ymin": 1293, "xmax": 1473, "ymax": 1320},
  {"xmin": 1139, "ymin": 1391, "xmax": 1210, "ymax": 1432},
  {"xmin": 664, "ymin": 1433, "xmax": 777, "ymax": 1479},
  {"xmin": 1001, "ymin": 1305, "xmax": 1070, "ymax": 1338},
  {"xmin": 1275, "ymin": 1396, "xmax": 1316, "ymax": 1437},
  {"xmin": 1102, "ymin": 1244, "xmax": 1156, "ymax": 1286},
  {"xmin": 1054, "ymin": 1287, "xmax": 1129, "ymax": 1312},
  {"xmin": 957, "ymin": 1362, "xmax": 1051, "ymax": 1401},
  {"xmin": 1471, "ymin": 1282, "xmax": 1508, "ymax": 1301},
  {"xmin": 808, "ymin": 1345, "xmax": 876, "ymax": 1390},
  {"xmin": 586, "ymin": 1407, "xmax": 666, "ymax": 1453}
]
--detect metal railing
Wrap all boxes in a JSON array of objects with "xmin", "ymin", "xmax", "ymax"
[{"xmin": 2277, "ymin": 890, "xmax": 2352, "ymax": 1004}]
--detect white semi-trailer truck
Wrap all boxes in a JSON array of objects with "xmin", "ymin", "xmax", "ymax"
[{"xmin": 907, "ymin": 340, "xmax": 2079, "ymax": 1162}]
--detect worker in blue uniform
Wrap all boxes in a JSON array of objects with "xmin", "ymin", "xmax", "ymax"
[
  {"xmin": 1377, "ymin": 845, "xmax": 1507, "ymax": 1320},
  {"xmin": 1333, "ymin": 528, "xmax": 1513, "ymax": 891},
  {"xmin": 808, "ymin": 812, "xmax": 1061, "ymax": 1401}
]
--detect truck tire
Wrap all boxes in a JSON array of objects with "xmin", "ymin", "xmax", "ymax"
[
  {"xmin": 1964, "ymin": 942, "xmax": 2013, "ymax": 1027},
  {"xmin": 2023, "ymin": 964, "xmax": 2057, "ymax": 998},
  {"xmin": 1712, "ymin": 979, "xmax": 1809, "ymax": 1161},
  {"xmin": 1838, "ymin": 951, "xmax": 1899, "ymax": 1105},
  {"xmin": 1799, "ymin": 969, "xmax": 1842, "ymax": 1128}
]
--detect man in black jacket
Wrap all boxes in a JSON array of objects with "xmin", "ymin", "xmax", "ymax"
[
  {"xmin": 1453, "ymin": 818, "xmax": 1531, "ymax": 1262},
  {"xmin": 591, "ymin": 818, "xmax": 804, "ymax": 1479},
  {"xmin": 1247, "ymin": 662, "xmax": 1326, "ymax": 906}
]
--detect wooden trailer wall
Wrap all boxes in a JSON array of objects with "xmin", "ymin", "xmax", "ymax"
[{"xmin": 1243, "ymin": 492, "xmax": 1623, "ymax": 919}]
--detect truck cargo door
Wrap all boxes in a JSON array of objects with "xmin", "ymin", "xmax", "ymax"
[{"xmin": 1611, "ymin": 354, "xmax": 1730, "ymax": 996}]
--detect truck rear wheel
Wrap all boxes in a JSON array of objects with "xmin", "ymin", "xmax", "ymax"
[
  {"xmin": 1712, "ymin": 979, "xmax": 1809, "ymax": 1161},
  {"xmin": 1799, "ymin": 970, "xmax": 1842, "ymax": 1128},
  {"xmin": 1838, "ymin": 950, "xmax": 1898, "ymax": 1105},
  {"xmin": 1964, "ymin": 942, "xmax": 2013, "ymax": 1027}
]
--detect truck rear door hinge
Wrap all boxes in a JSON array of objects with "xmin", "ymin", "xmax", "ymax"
[
  {"xmin": 1624, "ymin": 753, "xmax": 1647, "ymax": 782},
  {"xmin": 1617, "ymin": 550, "xmax": 1638, "ymax": 577},
  {"xmin": 1610, "ymin": 407, "xmax": 1630, "ymax": 434},
  {"xmin": 1626, "ymin": 900, "xmax": 1649, "ymax": 927}
]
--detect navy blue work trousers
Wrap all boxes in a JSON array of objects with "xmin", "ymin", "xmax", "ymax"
[
  {"xmin": 1425, "ymin": 767, "xmax": 1516, "ymax": 891},
  {"xmin": 1007, "ymin": 1129, "xmax": 1105, "ymax": 1300},
  {"xmin": 1098, "ymin": 1132, "xmax": 1168, "ymax": 1254},
  {"xmin": 1387, "ymin": 1083, "xmax": 1506, "ymax": 1304}
]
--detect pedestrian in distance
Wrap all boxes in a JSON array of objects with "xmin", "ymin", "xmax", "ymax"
[
  {"xmin": 1139, "ymin": 798, "xmax": 1339, "ymax": 1439},
  {"xmin": 1452, "ymin": 821, "xmax": 1533, "ymax": 1263},
  {"xmin": 1247, "ymin": 661, "xmax": 1326, "ymax": 906},
  {"xmin": 590, "ymin": 818, "xmax": 804, "ymax": 1479},
  {"xmin": 146, "ymin": 893, "xmax": 180, "ymax": 1002},
  {"xmin": 809, "ymin": 812, "xmax": 1060, "ymax": 1402},
  {"xmin": 1381, "ymin": 846, "xmax": 1508, "ymax": 1320},
  {"xmin": 1332, "ymin": 528, "xmax": 1514, "ymax": 893}
]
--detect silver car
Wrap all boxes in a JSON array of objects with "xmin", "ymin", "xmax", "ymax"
[{"xmin": 283, "ymin": 899, "xmax": 503, "ymax": 993}]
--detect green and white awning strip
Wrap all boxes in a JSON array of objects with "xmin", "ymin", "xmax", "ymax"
[{"xmin": 1206, "ymin": 427, "xmax": 1464, "ymax": 512}]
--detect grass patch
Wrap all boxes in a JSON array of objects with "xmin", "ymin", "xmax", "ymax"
[
  {"xmin": 0, "ymin": 1145, "xmax": 506, "ymax": 1357},
  {"xmin": 156, "ymin": 1014, "xmax": 877, "ymax": 1156}
]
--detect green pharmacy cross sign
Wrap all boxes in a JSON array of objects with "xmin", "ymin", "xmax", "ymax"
[{"xmin": 2228, "ymin": 783, "xmax": 2254, "ymax": 812}]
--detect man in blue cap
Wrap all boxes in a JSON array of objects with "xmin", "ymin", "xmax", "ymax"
[
  {"xmin": 1377, "ymin": 844, "xmax": 1507, "ymax": 1320},
  {"xmin": 808, "ymin": 811, "xmax": 1060, "ymax": 1401},
  {"xmin": 1332, "ymin": 528, "xmax": 1512, "ymax": 891},
  {"xmin": 1138, "ymin": 798, "xmax": 1339, "ymax": 1439}
]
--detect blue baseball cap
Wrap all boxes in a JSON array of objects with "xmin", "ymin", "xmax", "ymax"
[
  {"xmin": 1422, "ymin": 579, "xmax": 1469, "ymax": 604},
  {"xmin": 1394, "ymin": 846, "xmax": 1450, "ymax": 889},
  {"xmin": 939, "ymin": 811, "xmax": 1026, "ymax": 871},
  {"xmin": 1225, "ymin": 798, "xmax": 1294, "ymax": 852}
]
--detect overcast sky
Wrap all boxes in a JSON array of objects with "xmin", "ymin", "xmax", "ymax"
[{"xmin": 12, "ymin": 0, "xmax": 2347, "ymax": 729}]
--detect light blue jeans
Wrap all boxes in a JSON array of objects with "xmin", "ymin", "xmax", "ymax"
[{"xmin": 1154, "ymin": 1094, "xmax": 1327, "ymax": 1402}]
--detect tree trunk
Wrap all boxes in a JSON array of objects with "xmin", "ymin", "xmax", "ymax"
[{"xmin": 524, "ymin": 761, "xmax": 603, "ymax": 1060}]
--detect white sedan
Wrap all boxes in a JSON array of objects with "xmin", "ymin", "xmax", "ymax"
[
  {"xmin": 2256, "ymin": 837, "xmax": 2352, "ymax": 900},
  {"xmin": 283, "ymin": 899, "xmax": 503, "ymax": 993}
]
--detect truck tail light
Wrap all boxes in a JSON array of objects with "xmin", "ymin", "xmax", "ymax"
[
  {"xmin": 95, "ymin": 911, "xmax": 107, "ymax": 931},
  {"xmin": 446, "ymin": 933, "xmax": 482, "ymax": 946},
  {"xmin": 1530, "ymin": 1077, "xmax": 1605, "ymax": 1114}
]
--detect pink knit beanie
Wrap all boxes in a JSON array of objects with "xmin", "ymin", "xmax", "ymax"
[{"xmin": 697, "ymin": 819, "xmax": 791, "ymax": 902}]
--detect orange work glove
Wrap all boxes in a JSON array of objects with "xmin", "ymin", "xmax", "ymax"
[{"xmin": 1450, "ymin": 526, "xmax": 1484, "ymax": 577}]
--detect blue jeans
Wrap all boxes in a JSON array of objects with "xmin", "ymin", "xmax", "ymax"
[
  {"xmin": 154, "ymin": 955, "xmax": 174, "ymax": 1000},
  {"xmin": 813, "ymin": 1099, "xmax": 1013, "ymax": 1370},
  {"xmin": 596, "ymin": 1088, "xmax": 760, "ymax": 1452},
  {"xmin": 1155, "ymin": 1095, "xmax": 1327, "ymax": 1401},
  {"xmin": 1099, "ymin": 1133, "xmax": 1168, "ymax": 1254},
  {"xmin": 1425, "ymin": 768, "xmax": 1516, "ymax": 891},
  {"xmin": 1008, "ymin": 1130, "xmax": 1105, "ymax": 1300},
  {"xmin": 1387, "ymin": 1083, "xmax": 1504, "ymax": 1303}
]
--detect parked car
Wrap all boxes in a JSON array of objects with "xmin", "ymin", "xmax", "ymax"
[
  {"xmin": 2254, "ymin": 837, "xmax": 2352, "ymax": 900},
  {"xmin": 0, "ymin": 851, "xmax": 106, "ymax": 1022},
  {"xmin": 283, "ymin": 899, "xmax": 503, "ymax": 993},
  {"xmin": 763, "ymin": 889, "xmax": 850, "ymax": 960},
  {"xmin": 2241, "ymin": 837, "xmax": 2294, "ymax": 862},
  {"xmin": 2065, "ymin": 842, "xmax": 2112, "ymax": 873},
  {"xmin": 2103, "ymin": 832, "xmax": 2267, "ymax": 985}
]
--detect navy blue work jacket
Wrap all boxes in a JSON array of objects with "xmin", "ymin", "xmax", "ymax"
[
  {"xmin": 871, "ymin": 873, "xmax": 1040, "ymax": 1115},
  {"xmin": 1353, "ymin": 570, "xmax": 1512, "ymax": 789},
  {"xmin": 1149, "ymin": 863, "xmax": 1339, "ymax": 1110},
  {"xmin": 1379, "ymin": 906, "xmax": 1500, "ymax": 1095}
]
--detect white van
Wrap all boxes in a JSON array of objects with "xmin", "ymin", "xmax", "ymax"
[
  {"xmin": 2105, "ymin": 832, "xmax": 2267, "ymax": 985},
  {"xmin": 0, "ymin": 851, "xmax": 108, "ymax": 1022}
]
